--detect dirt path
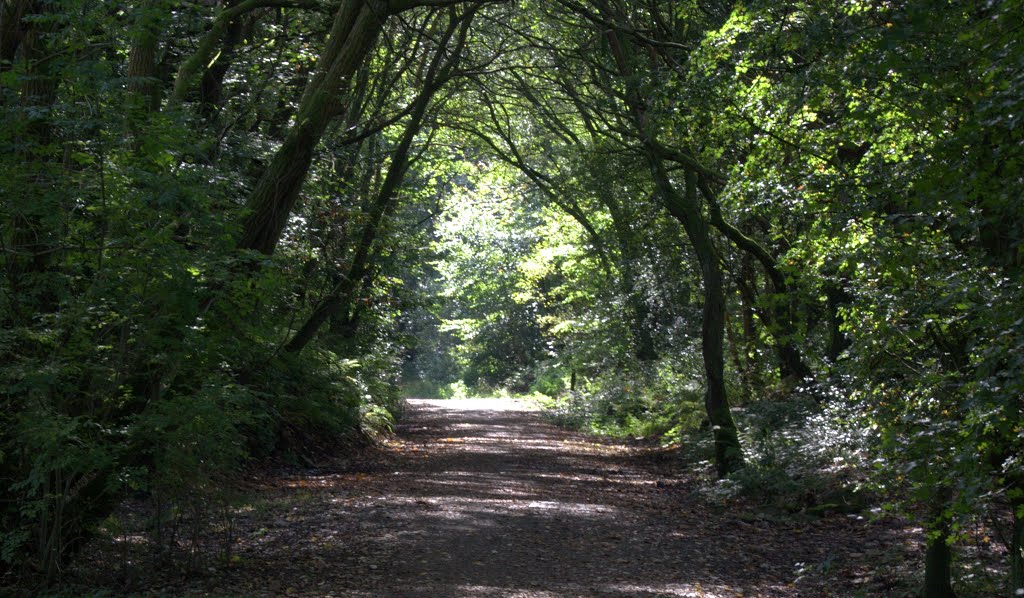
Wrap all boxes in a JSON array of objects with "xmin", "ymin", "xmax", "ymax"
[{"xmin": 74, "ymin": 398, "xmax": 912, "ymax": 597}]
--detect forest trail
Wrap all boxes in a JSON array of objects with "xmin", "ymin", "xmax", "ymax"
[
  {"xmin": 341, "ymin": 398, "xmax": 845, "ymax": 598},
  {"xmin": 76, "ymin": 399, "xmax": 908, "ymax": 597}
]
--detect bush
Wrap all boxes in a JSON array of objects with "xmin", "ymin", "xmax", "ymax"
[
  {"xmin": 704, "ymin": 396, "xmax": 871, "ymax": 515},
  {"xmin": 543, "ymin": 357, "xmax": 705, "ymax": 442},
  {"xmin": 530, "ymin": 361, "xmax": 568, "ymax": 397},
  {"xmin": 439, "ymin": 380, "xmax": 471, "ymax": 400},
  {"xmin": 401, "ymin": 379, "xmax": 444, "ymax": 399}
]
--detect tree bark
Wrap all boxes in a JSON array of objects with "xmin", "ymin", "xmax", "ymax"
[
  {"xmin": 198, "ymin": 0, "xmax": 252, "ymax": 117},
  {"xmin": 923, "ymin": 486, "xmax": 957, "ymax": 598},
  {"xmin": 825, "ymin": 281, "xmax": 852, "ymax": 364},
  {"xmin": 285, "ymin": 6, "xmax": 471, "ymax": 352},
  {"xmin": 923, "ymin": 532, "xmax": 956, "ymax": 598},
  {"xmin": 168, "ymin": 0, "xmax": 322, "ymax": 107},
  {"xmin": 660, "ymin": 166, "xmax": 743, "ymax": 477},
  {"xmin": 603, "ymin": 25, "xmax": 742, "ymax": 476},
  {"xmin": 126, "ymin": 6, "xmax": 164, "ymax": 113},
  {"xmin": 0, "ymin": 0, "xmax": 31, "ymax": 71},
  {"xmin": 238, "ymin": 0, "xmax": 387, "ymax": 255}
]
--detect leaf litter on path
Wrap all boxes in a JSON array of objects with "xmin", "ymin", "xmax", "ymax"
[{"xmin": 68, "ymin": 396, "xmax": 920, "ymax": 597}]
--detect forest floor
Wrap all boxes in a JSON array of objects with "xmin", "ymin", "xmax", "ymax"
[{"xmin": 68, "ymin": 397, "xmax": 925, "ymax": 597}]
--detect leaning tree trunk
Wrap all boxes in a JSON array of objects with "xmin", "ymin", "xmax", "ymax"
[
  {"xmin": 284, "ymin": 6, "xmax": 473, "ymax": 352},
  {"xmin": 603, "ymin": 26, "xmax": 743, "ymax": 477},
  {"xmin": 238, "ymin": 0, "xmax": 385, "ymax": 255},
  {"xmin": 198, "ymin": 0, "xmax": 252, "ymax": 118}
]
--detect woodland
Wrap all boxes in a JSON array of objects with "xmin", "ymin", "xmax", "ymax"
[{"xmin": 0, "ymin": 0, "xmax": 1022, "ymax": 596}]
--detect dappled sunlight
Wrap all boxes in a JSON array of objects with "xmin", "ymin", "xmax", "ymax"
[
  {"xmin": 412, "ymin": 397, "xmax": 545, "ymax": 413},
  {"xmin": 70, "ymin": 390, "xmax": 917, "ymax": 597},
  {"xmin": 601, "ymin": 582, "xmax": 756, "ymax": 597},
  {"xmin": 214, "ymin": 399, "xmax": 868, "ymax": 597},
  {"xmin": 448, "ymin": 584, "xmax": 740, "ymax": 598}
]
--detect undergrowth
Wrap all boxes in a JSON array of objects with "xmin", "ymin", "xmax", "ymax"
[
  {"xmin": 537, "ymin": 364, "xmax": 872, "ymax": 518},
  {"xmin": 1, "ymin": 336, "xmax": 404, "ymax": 593}
]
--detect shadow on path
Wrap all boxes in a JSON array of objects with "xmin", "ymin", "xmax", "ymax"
[
  {"xmin": 72, "ymin": 397, "xmax": 913, "ymax": 597},
  {"xmin": 242, "ymin": 398, "xmax": 907, "ymax": 597}
]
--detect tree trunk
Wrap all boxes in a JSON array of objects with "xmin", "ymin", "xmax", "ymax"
[
  {"xmin": 923, "ymin": 487, "xmax": 957, "ymax": 598},
  {"xmin": 626, "ymin": 285, "xmax": 658, "ymax": 361},
  {"xmin": 284, "ymin": 5, "xmax": 472, "ymax": 352},
  {"xmin": 127, "ymin": 16, "xmax": 161, "ymax": 112},
  {"xmin": 647, "ymin": 157, "xmax": 744, "ymax": 477},
  {"xmin": 923, "ymin": 531, "xmax": 956, "ymax": 598},
  {"xmin": 169, "ymin": 0, "xmax": 321, "ymax": 107},
  {"xmin": 198, "ymin": 0, "xmax": 251, "ymax": 118},
  {"xmin": 679, "ymin": 169, "xmax": 743, "ymax": 476},
  {"xmin": 238, "ymin": 0, "xmax": 385, "ymax": 255},
  {"xmin": 0, "ymin": 0, "xmax": 30, "ymax": 72},
  {"xmin": 825, "ymin": 281, "xmax": 852, "ymax": 364},
  {"xmin": 603, "ymin": 26, "xmax": 743, "ymax": 477}
]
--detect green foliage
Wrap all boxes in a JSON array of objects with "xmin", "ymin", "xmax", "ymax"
[
  {"xmin": 438, "ymin": 380, "xmax": 471, "ymax": 400},
  {"xmin": 2, "ymin": 0, "xmax": 1023, "ymax": 592},
  {"xmin": 529, "ymin": 360, "xmax": 568, "ymax": 398},
  {"xmin": 135, "ymin": 383, "xmax": 258, "ymax": 492},
  {"xmin": 400, "ymin": 379, "xmax": 445, "ymax": 399},
  {"xmin": 0, "ymin": 2, "xmax": 417, "ymax": 583},
  {"xmin": 545, "ymin": 357, "xmax": 706, "ymax": 442},
  {"xmin": 702, "ymin": 397, "xmax": 870, "ymax": 516}
]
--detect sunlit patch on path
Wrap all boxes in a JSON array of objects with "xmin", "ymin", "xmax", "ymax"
[
  {"xmin": 218, "ymin": 396, "xmax": 894, "ymax": 597},
  {"xmin": 73, "ymin": 396, "xmax": 909, "ymax": 596}
]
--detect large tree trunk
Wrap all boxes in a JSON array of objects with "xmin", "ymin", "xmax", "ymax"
[
  {"xmin": 126, "ymin": 6, "xmax": 164, "ymax": 113},
  {"xmin": 923, "ymin": 486, "xmax": 957, "ymax": 598},
  {"xmin": 923, "ymin": 532, "xmax": 956, "ymax": 598},
  {"xmin": 285, "ymin": 6, "xmax": 472, "ymax": 352},
  {"xmin": 238, "ymin": 0, "xmax": 386, "ymax": 255},
  {"xmin": 603, "ymin": 26, "xmax": 743, "ymax": 477},
  {"xmin": 656, "ymin": 167, "xmax": 743, "ymax": 477},
  {"xmin": 0, "ymin": 0, "xmax": 31, "ymax": 71}
]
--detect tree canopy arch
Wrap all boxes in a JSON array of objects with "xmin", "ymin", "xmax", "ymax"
[{"xmin": 2, "ymin": 1, "xmax": 1022, "ymax": 594}]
